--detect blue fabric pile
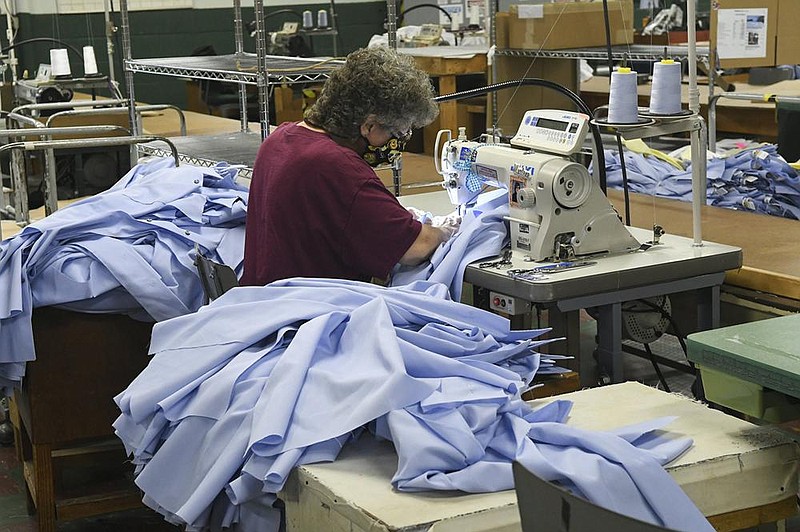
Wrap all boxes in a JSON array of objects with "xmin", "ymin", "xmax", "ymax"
[
  {"xmin": 392, "ymin": 189, "xmax": 509, "ymax": 300},
  {"xmin": 113, "ymin": 278, "xmax": 714, "ymax": 532},
  {"xmin": 603, "ymin": 144, "xmax": 800, "ymax": 219},
  {"xmin": 0, "ymin": 158, "xmax": 248, "ymax": 393}
]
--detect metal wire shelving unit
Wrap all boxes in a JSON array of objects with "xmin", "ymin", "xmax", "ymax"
[{"xmin": 118, "ymin": 0, "xmax": 343, "ymax": 172}]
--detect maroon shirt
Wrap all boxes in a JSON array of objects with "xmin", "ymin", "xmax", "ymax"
[{"xmin": 241, "ymin": 122, "xmax": 422, "ymax": 286}]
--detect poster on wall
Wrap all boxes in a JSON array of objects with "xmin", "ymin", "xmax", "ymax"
[
  {"xmin": 437, "ymin": 0, "xmax": 489, "ymax": 30},
  {"xmin": 716, "ymin": 8, "xmax": 768, "ymax": 59},
  {"xmin": 437, "ymin": 0, "xmax": 464, "ymax": 30}
]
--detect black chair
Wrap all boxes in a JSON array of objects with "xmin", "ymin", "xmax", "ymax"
[
  {"xmin": 512, "ymin": 461, "xmax": 675, "ymax": 532},
  {"xmin": 194, "ymin": 246, "xmax": 239, "ymax": 303}
]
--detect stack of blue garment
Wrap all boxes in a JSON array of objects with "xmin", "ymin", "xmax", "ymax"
[
  {"xmin": 114, "ymin": 278, "xmax": 714, "ymax": 532},
  {"xmin": 603, "ymin": 144, "xmax": 800, "ymax": 219},
  {"xmin": 0, "ymin": 157, "xmax": 248, "ymax": 393}
]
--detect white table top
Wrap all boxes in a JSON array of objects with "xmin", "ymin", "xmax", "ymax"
[
  {"xmin": 400, "ymin": 190, "xmax": 743, "ymax": 303},
  {"xmin": 397, "ymin": 46, "xmax": 489, "ymax": 59},
  {"xmin": 281, "ymin": 383, "xmax": 798, "ymax": 531}
]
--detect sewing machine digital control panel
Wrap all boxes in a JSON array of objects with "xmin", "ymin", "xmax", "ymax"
[{"xmin": 510, "ymin": 109, "xmax": 590, "ymax": 156}]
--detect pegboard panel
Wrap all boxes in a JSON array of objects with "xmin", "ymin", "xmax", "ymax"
[{"xmin": 58, "ymin": 0, "xmax": 192, "ymax": 13}]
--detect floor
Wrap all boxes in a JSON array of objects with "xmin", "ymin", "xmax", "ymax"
[{"xmin": 0, "ymin": 439, "xmax": 181, "ymax": 531}]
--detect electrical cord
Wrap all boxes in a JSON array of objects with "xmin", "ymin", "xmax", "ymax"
[
  {"xmin": 397, "ymin": 4, "xmax": 453, "ymax": 25},
  {"xmin": 615, "ymin": 133, "xmax": 631, "ymax": 225},
  {"xmin": 599, "ymin": 0, "xmax": 634, "ymax": 226},
  {"xmin": 644, "ymin": 343, "xmax": 671, "ymax": 392},
  {"xmin": 433, "ymin": 77, "xmax": 608, "ymax": 191},
  {"xmin": 1, "ymin": 37, "xmax": 83, "ymax": 60}
]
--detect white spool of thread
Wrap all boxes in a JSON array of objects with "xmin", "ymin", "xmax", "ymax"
[
  {"xmin": 83, "ymin": 45, "xmax": 99, "ymax": 76},
  {"xmin": 49, "ymin": 48, "xmax": 71, "ymax": 78},
  {"xmin": 302, "ymin": 10, "xmax": 314, "ymax": 29},
  {"xmin": 468, "ymin": 5, "xmax": 481, "ymax": 26},
  {"xmin": 607, "ymin": 67, "xmax": 639, "ymax": 124},
  {"xmin": 317, "ymin": 9, "xmax": 328, "ymax": 28},
  {"xmin": 649, "ymin": 59, "xmax": 683, "ymax": 115}
]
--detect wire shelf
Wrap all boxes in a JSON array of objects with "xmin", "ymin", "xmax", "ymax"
[
  {"xmin": 495, "ymin": 44, "xmax": 710, "ymax": 62},
  {"xmin": 126, "ymin": 53, "xmax": 344, "ymax": 85},
  {"xmin": 138, "ymin": 131, "xmax": 264, "ymax": 180}
]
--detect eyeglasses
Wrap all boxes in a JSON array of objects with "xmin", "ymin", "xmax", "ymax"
[{"xmin": 382, "ymin": 125, "xmax": 413, "ymax": 142}]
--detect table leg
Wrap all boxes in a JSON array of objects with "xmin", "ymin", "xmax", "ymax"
[
  {"xmin": 32, "ymin": 442, "xmax": 56, "ymax": 532},
  {"xmin": 438, "ymin": 75, "xmax": 457, "ymax": 135},
  {"xmin": 596, "ymin": 302, "xmax": 624, "ymax": 384},
  {"xmin": 547, "ymin": 308, "xmax": 587, "ymax": 385},
  {"xmin": 696, "ymin": 285, "xmax": 720, "ymax": 330}
]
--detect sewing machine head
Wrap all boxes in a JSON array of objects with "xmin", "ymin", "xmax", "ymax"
[{"xmin": 435, "ymin": 109, "xmax": 640, "ymax": 262}]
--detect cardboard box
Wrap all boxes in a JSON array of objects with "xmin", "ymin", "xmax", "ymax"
[
  {"xmin": 710, "ymin": 0, "xmax": 777, "ymax": 68},
  {"xmin": 492, "ymin": 56, "xmax": 578, "ymax": 135},
  {"xmin": 274, "ymin": 84, "xmax": 320, "ymax": 125},
  {"xmin": 507, "ymin": 1, "xmax": 634, "ymax": 50},
  {"xmin": 776, "ymin": 0, "xmax": 800, "ymax": 65}
]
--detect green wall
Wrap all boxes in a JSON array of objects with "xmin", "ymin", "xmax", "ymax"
[
  {"xmin": 6, "ymin": 0, "xmax": 713, "ymax": 109},
  {"xmin": 10, "ymin": 3, "xmax": 386, "ymax": 108}
]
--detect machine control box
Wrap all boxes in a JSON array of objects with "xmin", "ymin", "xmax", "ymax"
[
  {"xmin": 489, "ymin": 291, "xmax": 531, "ymax": 315},
  {"xmin": 510, "ymin": 109, "xmax": 590, "ymax": 155}
]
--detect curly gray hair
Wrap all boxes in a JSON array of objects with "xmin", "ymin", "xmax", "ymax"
[{"xmin": 305, "ymin": 46, "xmax": 439, "ymax": 139}]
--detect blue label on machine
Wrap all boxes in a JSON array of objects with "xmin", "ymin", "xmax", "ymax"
[{"xmin": 459, "ymin": 147, "xmax": 472, "ymax": 160}]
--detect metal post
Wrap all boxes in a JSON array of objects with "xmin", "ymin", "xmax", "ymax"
[
  {"xmin": 234, "ymin": 0, "xmax": 249, "ymax": 133},
  {"xmin": 104, "ymin": 0, "xmax": 116, "ymax": 82},
  {"xmin": 2, "ymin": 0, "xmax": 17, "ymax": 86},
  {"xmin": 708, "ymin": 94, "xmax": 719, "ymax": 152},
  {"xmin": 254, "ymin": 0, "xmax": 270, "ymax": 139},
  {"xmin": 10, "ymin": 149, "xmax": 27, "ymax": 226},
  {"xmin": 690, "ymin": 117, "xmax": 706, "ymax": 246},
  {"xmin": 386, "ymin": 0, "xmax": 397, "ymax": 50},
  {"xmin": 687, "ymin": 0, "xmax": 700, "ymax": 115},
  {"xmin": 42, "ymin": 146, "xmax": 59, "ymax": 216},
  {"xmin": 488, "ymin": 0, "xmax": 498, "ymax": 130},
  {"xmin": 687, "ymin": 0, "xmax": 703, "ymax": 246},
  {"xmin": 119, "ymin": 0, "xmax": 138, "ymax": 136},
  {"xmin": 329, "ymin": 0, "xmax": 339, "ymax": 57}
]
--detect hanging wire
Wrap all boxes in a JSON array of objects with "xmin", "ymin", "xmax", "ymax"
[
  {"xmin": 493, "ymin": 2, "xmax": 570, "ymax": 130},
  {"xmin": 52, "ymin": 2, "xmax": 62, "ymax": 46}
]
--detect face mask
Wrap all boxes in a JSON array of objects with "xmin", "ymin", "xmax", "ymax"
[{"xmin": 361, "ymin": 134, "xmax": 409, "ymax": 167}]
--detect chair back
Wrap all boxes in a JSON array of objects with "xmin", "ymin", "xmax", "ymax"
[
  {"xmin": 512, "ymin": 462, "xmax": 675, "ymax": 532},
  {"xmin": 194, "ymin": 246, "xmax": 239, "ymax": 303}
]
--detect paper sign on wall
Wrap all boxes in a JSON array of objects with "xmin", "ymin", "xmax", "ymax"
[
  {"xmin": 516, "ymin": 5, "xmax": 544, "ymax": 19},
  {"xmin": 438, "ymin": 0, "xmax": 464, "ymax": 27},
  {"xmin": 716, "ymin": 8, "xmax": 768, "ymax": 59}
]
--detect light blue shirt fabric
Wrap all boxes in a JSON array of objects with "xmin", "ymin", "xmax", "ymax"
[
  {"xmin": 113, "ymin": 278, "xmax": 713, "ymax": 532},
  {"xmin": 391, "ymin": 188, "xmax": 509, "ymax": 300},
  {"xmin": 602, "ymin": 144, "xmax": 800, "ymax": 219},
  {"xmin": 0, "ymin": 158, "xmax": 248, "ymax": 393}
]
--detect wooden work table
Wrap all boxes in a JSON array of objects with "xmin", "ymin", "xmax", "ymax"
[
  {"xmin": 398, "ymin": 47, "xmax": 488, "ymax": 139},
  {"xmin": 608, "ymin": 189, "xmax": 800, "ymax": 301}
]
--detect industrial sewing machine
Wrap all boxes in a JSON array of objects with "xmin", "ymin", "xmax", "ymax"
[{"xmin": 436, "ymin": 109, "xmax": 641, "ymax": 262}]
